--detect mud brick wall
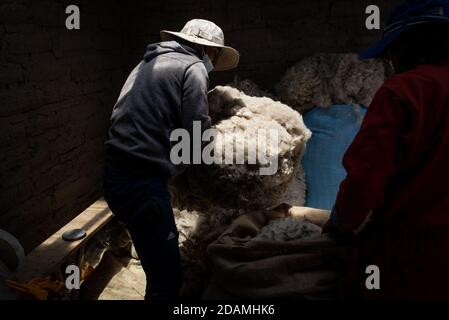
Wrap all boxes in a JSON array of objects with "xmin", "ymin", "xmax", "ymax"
[
  {"xmin": 1, "ymin": 0, "xmax": 398, "ymax": 252},
  {"xmin": 0, "ymin": 0, "xmax": 123, "ymax": 252},
  {"xmin": 121, "ymin": 0, "xmax": 396, "ymax": 90}
]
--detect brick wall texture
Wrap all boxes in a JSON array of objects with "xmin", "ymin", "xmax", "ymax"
[{"xmin": 0, "ymin": 0, "xmax": 397, "ymax": 252}]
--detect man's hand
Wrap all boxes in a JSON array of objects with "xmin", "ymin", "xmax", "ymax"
[{"xmin": 288, "ymin": 206, "xmax": 331, "ymax": 227}]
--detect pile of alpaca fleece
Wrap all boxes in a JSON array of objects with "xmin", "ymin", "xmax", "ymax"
[
  {"xmin": 275, "ymin": 53, "xmax": 390, "ymax": 113},
  {"xmin": 252, "ymin": 217, "xmax": 322, "ymax": 242},
  {"xmin": 170, "ymin": 85, "xmax": 311, "ymax": 297},
  {"xmin": 170, "ymin": 85, "xmax": 311, "ymax": 211}
]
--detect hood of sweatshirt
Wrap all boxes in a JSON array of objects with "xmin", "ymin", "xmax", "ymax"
[{"xmin": 143, "ymin": 41, "xmax": 202, "ymax": 62}]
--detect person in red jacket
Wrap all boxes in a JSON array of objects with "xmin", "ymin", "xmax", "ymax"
[{"xmin": 328, "ymin": 0, "xmax": 449, "ymax": 299}]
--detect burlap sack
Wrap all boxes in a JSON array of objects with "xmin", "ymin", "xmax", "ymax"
[{"xmin": 205, "ymin": 210, "xmax": 349, "ymax": 300}]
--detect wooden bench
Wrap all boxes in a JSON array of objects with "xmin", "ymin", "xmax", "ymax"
[{"xmin": 10, "ymin": 198, "xmax": 113, "ymax": 283}]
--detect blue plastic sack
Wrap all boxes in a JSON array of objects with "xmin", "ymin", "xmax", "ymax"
[{"xmin": 301, "ymin": 105, "xmax": 367, "ymax": 210}]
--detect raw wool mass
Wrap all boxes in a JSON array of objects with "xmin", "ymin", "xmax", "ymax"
[
  {"xmin": 252, "ymin": 217, "xmax": 322, "ymax": 242},
  {"xmin": 171, "ymin": 85, "xmax": 311, "ymax": 211},
  {"xmin": 171, "ymin": 84, "xmax": 311, "ymax": 297},
  {"xmin": 275, "ymin": 53, "xmax": 390, "ymax": 113}
]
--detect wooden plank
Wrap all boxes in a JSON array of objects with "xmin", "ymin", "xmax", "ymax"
[{"xmin": 11, "ymin": 198, "xmax": 113, "ymax": 283}]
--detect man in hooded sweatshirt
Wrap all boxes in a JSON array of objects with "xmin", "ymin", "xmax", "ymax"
[
  {"xmin": 327, "ymin": 0, "xmax": 449, "ymax": 299},
  {"xmin": 103, "ymin": 19, "xmax": 239, "ymax": 300}
]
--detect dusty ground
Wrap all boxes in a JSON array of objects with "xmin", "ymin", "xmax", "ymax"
[
  {"xmin": 80, "ymin": 251, "xmax": 146, "ymax": 300},
  {"xmin": 98, "ymin": 259, "xmax": 145, "ymax": 300}
]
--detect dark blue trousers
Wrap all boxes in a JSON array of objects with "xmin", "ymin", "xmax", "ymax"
[{"xmin": 103, "ymin": 162, "xmax": 183, "ymax": 300}]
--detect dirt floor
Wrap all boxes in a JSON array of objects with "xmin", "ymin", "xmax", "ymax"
[{"xmin": 80, "ymin": 250, "xmax": 146, "ymax": 300}]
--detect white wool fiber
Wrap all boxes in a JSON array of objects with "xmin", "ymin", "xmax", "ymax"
[
  {"xmin": 252, "ymin": 218, "xmax": 322, "ymax": 242},
  {"xmin": 275, "ymin": 53, "xmax": 389, "ymax": 113},
  {"xmin": 172, "ymin": 85, "xmax": 311, "ymax": 211}
]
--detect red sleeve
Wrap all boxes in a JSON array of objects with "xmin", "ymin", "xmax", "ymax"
[{"xmin": 335, "ymin": 85, "xmax": 408, "ymax": 232}]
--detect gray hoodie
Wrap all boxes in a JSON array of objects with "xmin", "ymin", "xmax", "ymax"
[{"xmin": 105, "ymin": 41, "xmax": 211, "ymax": 179}]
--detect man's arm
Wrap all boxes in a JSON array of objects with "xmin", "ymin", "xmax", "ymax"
[
  {"xmin": 334, "ymin": 86, "xmax": 409, "ymax": 233},
  {"xmin": 181, "ymin": 62, "xmax": 211, "ymax": 134}
]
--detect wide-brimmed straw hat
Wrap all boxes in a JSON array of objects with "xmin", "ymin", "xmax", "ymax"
[
  {"xmin": 360, "ymin": 0, "xmax": 449, "ymax": 59},
  {"xmin": 160, "ymin": 19, "xmax": 240, "ymax": 71}
]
